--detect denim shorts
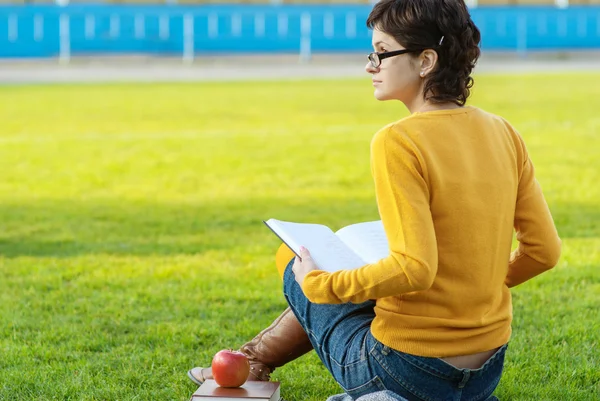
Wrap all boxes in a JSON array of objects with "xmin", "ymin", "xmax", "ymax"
[{"xmin": 282, "ymin": 261, "xmax": 507, "ymax": 401}]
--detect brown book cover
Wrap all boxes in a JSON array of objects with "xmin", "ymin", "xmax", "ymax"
[{"xmin": 190, "ymin": 380, "xmax": 281, "ymax": 401}]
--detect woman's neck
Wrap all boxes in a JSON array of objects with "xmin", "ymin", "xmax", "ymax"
[{"xmin": 407, "ymin": 99, "xmax": 461, "ymax": 114}]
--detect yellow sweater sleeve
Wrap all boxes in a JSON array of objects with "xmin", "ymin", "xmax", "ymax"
[
  {"xmin": 302, "ymin": 126, "xmax": 438, "ymax": 304},
  {"xmin": 505, "ymin": 155, "xmax": 561, "ymax": 287}
]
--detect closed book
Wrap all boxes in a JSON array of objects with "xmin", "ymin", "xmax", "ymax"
[{"xmin": 190, "ymin": 380, "xmax": 281, "ymax": 401}]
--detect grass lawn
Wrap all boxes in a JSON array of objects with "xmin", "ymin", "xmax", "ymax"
[{"xmin": 0, "ymin": 72, "xmax": 599, "ymax": 400}]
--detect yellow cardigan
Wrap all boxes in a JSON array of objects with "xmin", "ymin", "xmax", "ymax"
[{"xmin": 276, "ymin": 106, "xmax": 561, "ymax": 358}]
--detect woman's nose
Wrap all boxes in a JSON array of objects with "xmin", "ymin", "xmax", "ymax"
[{"xmin": 365, "ymin": 62, "xmax": 378, "ymax": 74}]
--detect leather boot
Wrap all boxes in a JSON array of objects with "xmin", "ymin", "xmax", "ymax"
[{"xmin": 240, "ymin": 307, "xmax": 314, "ymax": 381}]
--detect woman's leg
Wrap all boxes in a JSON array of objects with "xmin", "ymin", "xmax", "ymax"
[
  {"xmin": 282, "ymin": 260, "xmax": 386, "ymax": 398},
  {"xmin": 282, "ymin": 260, "xmax": 507, "ymax": 401}
]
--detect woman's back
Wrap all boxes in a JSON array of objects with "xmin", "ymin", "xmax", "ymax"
[{"xmin": 368, "ymin": 106, "xmax": 560, "ymax": 358}]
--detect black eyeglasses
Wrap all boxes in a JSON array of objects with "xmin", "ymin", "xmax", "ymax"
[{"xmin": 367, "ymin": 49, "xmax": 423, "ymax": 68}]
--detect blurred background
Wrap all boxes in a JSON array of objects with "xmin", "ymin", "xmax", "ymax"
[{"xmin": 0, "ymin": 0, "xmax": 599, "ymax": 81}]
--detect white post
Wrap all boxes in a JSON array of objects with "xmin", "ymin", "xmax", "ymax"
[
  {"xmin": 34, "ymin": 14, "xmax": 44, "ymax": 42},
  {"xmin": 345, "ymin": 13, "xmax": 356, "ymax": 38},
  {"xmin": 59, "ymin": 13, "xmax": 70, "ymax": 64},
  {"xmin": 159, "ymin": 15, "xmax": 169, "ymax": 40},
  {"xmin": 8, "ymin": 14, "xmax": 17, "ymax": 43},
  {"xmin": 324, "ymin": 13, "xmax": 334, "ymax": 39},
  {"xmin": 465, "ymin": 0, "xmax": 478, "ymax": 8},
  {"xmin": 183, "ymin": 13, "xmax": 194, "ymax": 64},
  {"xmin": 516, "ymin": 14, "xmax": 527, "ymax": 58},
  {"xmin": 208, "ymin": 13, "xmax": 218, "ymax": 38},
  {"xmin": 299, "ymin": 13, "xmax": 311, "ymax": 63},
  {"xmin": 134, "ymin": 14, "xmax": 145, "ymax": 39},
  {"xmin": 277, "ymin": 13, "xmax": 288, "ymax": 37},
  {"xmin": 85, "ymin": 14, "xmax": 95, "ymax": 39},
  {"xmin": 110, "ymin": 14, "xmax": 120, "ymax": 39},
  {"xmin": 231, "ymin": 13, "xmax": 241, "ymax": 37},
  {"xmin": 555, "ymin": 0, "xmax": 568, "ymax": 9},
  {"xmin": 254, "ymin": 13, "xmax": 265, "ymax": 37}
]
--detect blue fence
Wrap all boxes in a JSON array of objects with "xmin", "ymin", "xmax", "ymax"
[{"xmin": 0, "ymin": 4, "xmax": 599, "ymax": 59}]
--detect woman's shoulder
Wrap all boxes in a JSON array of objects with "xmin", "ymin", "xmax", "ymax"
[
  {"xmin": 370, "ymin": 119, "xmax": 422, "ymax": 156},
  {"xmin": 468, "ymin": 106, "xmax": 513, "ymax": 125},
  {"xmin": 371, "ymin": 120, "xmax": 409, "ymax": 145},
  {"xmin": 468, "ymin": 106, "xmax": 525, "ymax": 140}
]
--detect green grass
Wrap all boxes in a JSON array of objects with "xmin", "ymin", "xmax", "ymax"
[{"xmin": 0, "ymin": 72, "xmax": 599, "ymax": 400}]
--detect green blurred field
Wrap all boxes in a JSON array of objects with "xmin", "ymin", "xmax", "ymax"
[{"xmin": 0, "ymin": 73, "xmax": 599, "ymax": 400}]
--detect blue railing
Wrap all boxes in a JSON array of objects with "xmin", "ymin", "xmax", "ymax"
[{"xmin": 0, "ymin": 5, "xmax": 599, "ymax": 59}]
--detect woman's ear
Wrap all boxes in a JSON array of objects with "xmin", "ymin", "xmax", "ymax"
[{"xmin": 419, "ymin": 49, "xmax": 438, "ymax": 78}]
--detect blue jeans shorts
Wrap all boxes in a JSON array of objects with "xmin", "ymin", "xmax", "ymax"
[{"xmin": 282, "ymin": 261, "xmax": 507, "ymax": 401}]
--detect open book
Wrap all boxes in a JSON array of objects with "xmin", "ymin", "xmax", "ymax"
[{"xmin": 264, "ymin": 219, "xmax": 389, "ymax": 272}]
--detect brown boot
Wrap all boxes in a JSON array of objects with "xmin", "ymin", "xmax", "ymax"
[
  {"xmin": 187, "ymin": 307, "xmax": 313, "ymax": 385},
  {"xmin": 241, "ymin": 307, "xmax": 314, "ymax": 381}
]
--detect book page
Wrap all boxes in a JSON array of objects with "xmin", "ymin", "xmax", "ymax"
[
  {"xmin": 264, "ymin": 219, "xmax": 367, "ymax": 272},
  {"xmin": 335, "ymin": 220, "xmax": 389, "ymax": 264}
]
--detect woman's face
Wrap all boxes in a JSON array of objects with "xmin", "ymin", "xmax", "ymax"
[{"xmin": 366, "ymin": 28, "xmax": 423, "ymax": 105}]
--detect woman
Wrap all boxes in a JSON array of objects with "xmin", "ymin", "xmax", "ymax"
[{"xmin": 188, "ymin": 0, "xmax": 561, "ymax": 399}]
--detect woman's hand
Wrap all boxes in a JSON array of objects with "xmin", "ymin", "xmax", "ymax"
[{"xmin": 292, "ymin": 246, "xmax": 320, "ymax": 287}]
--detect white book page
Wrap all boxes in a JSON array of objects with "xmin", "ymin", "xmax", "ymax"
[
  {"xmin": 265, "ymin": 219, "xmax": 367, "ymax": 272},
  {"xmin": 335, "ymin": 220, "xmax": 389, "ymax": 264}
]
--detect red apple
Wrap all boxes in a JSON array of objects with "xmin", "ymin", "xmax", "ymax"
[{"xmin": 211, "ymin": 349, "xmax": 250, "ymax": 388}]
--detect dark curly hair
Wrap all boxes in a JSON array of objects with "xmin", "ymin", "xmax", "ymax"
[{"xmin": 366, "ymin": 0, "xmax": 481, "ymax": 106}]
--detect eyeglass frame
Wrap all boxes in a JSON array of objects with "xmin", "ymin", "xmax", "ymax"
[{"xmin": 367, "ymin": 48, "xmax": 425, "ymax": 68}]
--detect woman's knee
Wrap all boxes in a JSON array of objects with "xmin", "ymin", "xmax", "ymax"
[
  {"xmin": 275, "ymin": 244, "xmax": 295, "ymax": 280},
  {"xmin": 282, "ymin": 257, "xmax": 297, "ymax": 294}
]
